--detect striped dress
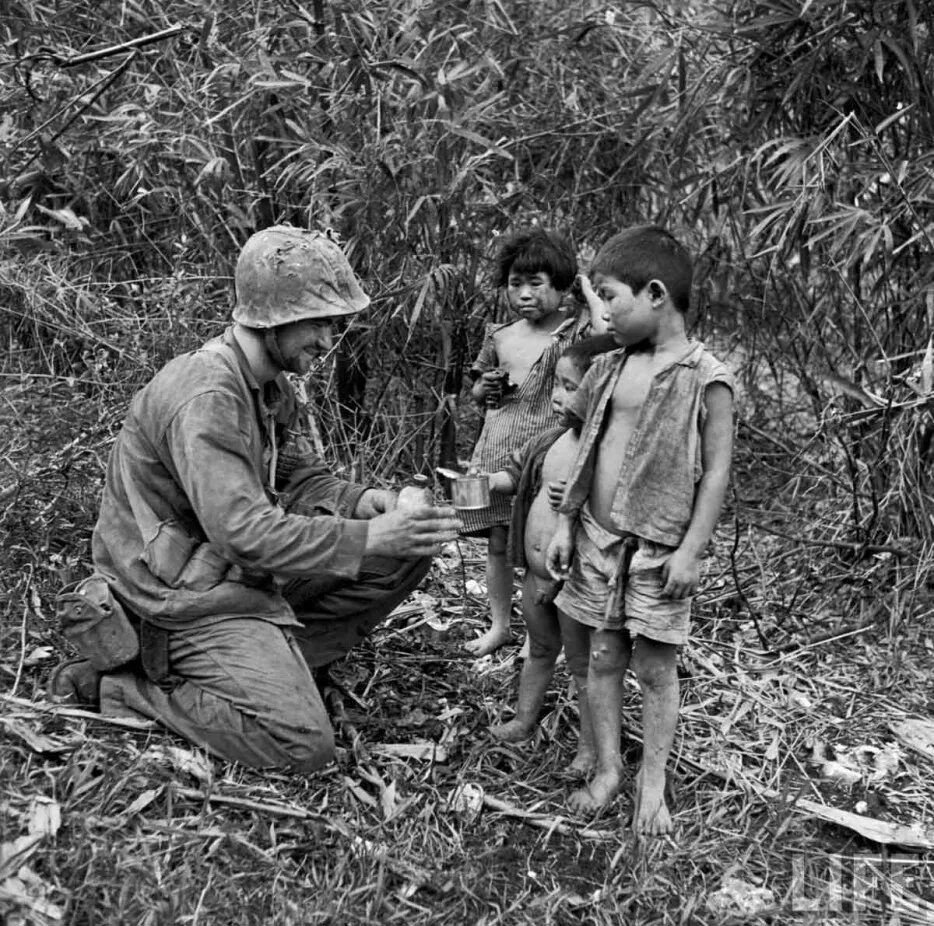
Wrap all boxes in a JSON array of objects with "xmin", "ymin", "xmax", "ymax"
[{"xmin": 460, "ymin": 313, "xmax": 591, "ymax": 534}]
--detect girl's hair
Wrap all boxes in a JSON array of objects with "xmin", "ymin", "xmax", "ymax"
[
  {"xmin": 560, "ymin": 333, "xmax": 618, "ymax": 377},
  {"xmin": 591, "ymin": 225, "xmax": 693, "ymax": 313},
  {"xmin": 492, "ymin": 228, "xmax": 577, "ymax": 291}
]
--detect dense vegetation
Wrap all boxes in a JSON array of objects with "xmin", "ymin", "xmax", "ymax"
[{"xmin": 2, "ymin": 1, "xmax": 933, "ymax": 923}]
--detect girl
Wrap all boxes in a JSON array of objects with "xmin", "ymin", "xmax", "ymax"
[{"xmin": 462, "ymin": 229, "xmax": 604, "ymax": 655}]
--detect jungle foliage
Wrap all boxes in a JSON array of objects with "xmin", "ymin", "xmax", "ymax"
[
  {"xmin": 3, "ymin": 3, "xmax": 934, "ymax": 924},
  {"xmin": 3, "ymin": 0, "xmax": 933, "ymax": 517}
]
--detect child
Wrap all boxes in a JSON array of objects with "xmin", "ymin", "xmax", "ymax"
[
  {"xmin": 462, "ymin": 228, "xmax": 604, "ymax": 656},
  {"xmin": 486, "ymin": 335, "xmax": 618, "ymax": 777},
  {"xmin": 546, "ymin": 226, "xmax": 734, "ymax": 836}
]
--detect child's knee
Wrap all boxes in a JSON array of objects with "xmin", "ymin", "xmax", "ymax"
[
  {"xmin": 589, "ymin": 633, "xmax": 627, "ymax": 675},
  {"xmin": 528, "ymin": 632, "xmax": 561, "ymax": 662},
  {"xmin": 563, "ymin": 632, "xmax": 591, "ymax": 677},
  {"xmin": 632, "ymin": 642, "xmax": 677, "ymax": 690}
]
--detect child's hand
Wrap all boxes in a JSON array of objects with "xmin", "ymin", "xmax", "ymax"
[
  {"xmin": 545, "ymin": 519, "xmax": 575, "ymax": 581},
  {"xmin": 488, "ymin": 471, "xmax": 516, "ymax": 494},
  {"xmin": 661, "ymin": 547, "xmax": 700, "ymax": 599},
  {"xmin": 546, "ymin": 479, "xmax": 566, "ymax": 510},
  {"xmin": 472, "ymin": 370, "xmax": 509, "ymax": 408},
  {"xmin": 479, "ymin": 370, "xmax": 507, "ymax": 395}
]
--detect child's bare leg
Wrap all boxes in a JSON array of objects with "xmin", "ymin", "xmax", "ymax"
[
  {"xmin": 519, "ymin": 578, "xmax": 562, "ymax": 661},
  {"xmin": 567, "ymin": 674, "xmax": 595, "ymax": 776},
  {"xmin": 559, "ymin": 610, "xmax": 595, "ymax": 776},
  {"xmin": 490, "ymin": 573, "xmax": 560, "ymax": 741},
  {"xmin": 569, "ymin": 629, "xmax": 631, "ymax": 813},
  {"xmin": 631, "ymin": 639, "xmax": 678, "ymax": 836},
  {"xmin": 466, "ymin": 526, "xmax": 514, "ymax": 656},
  {"xmin": 517, "ymin": 632, "xmax": 530, "ymax": 661}
]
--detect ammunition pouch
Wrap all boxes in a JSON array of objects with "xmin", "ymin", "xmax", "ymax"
[{"xmin": 55, "ymin": 575, "xmax": 140, "ymax": 671}]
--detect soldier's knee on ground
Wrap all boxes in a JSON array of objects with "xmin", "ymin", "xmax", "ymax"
[{"xmin": 279, "ymin": 723, "xmax": 336, "ymax": 774}]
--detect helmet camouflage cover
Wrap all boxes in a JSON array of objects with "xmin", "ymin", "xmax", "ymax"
[{"xmin": 233, "ymin": 225, "xmax": 370, "ymax": 328}]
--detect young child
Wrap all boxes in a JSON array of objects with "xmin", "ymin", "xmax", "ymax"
[
  {"xmin": 486, "ymin": 335, "xmax": 618, "ymax": 777},
  {"xmin": 461, "ymin": 228, "xmax": 604, "ymax": 656},
  {"xmin": 546, "ymin": 226, "xmax": 734, "ymax": 836}
]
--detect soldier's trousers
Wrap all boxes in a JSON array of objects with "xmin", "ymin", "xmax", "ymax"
[{"xmin": 99, "ymin": 554, "xmax": 430, "ymax": 772}]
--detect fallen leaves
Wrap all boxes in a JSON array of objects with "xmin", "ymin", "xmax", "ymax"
[
  {"xmin": 706, "ymin": 875, "xmax": 775, "ymax": 917},
  {"xmin": 0, "ymin": 799, "xmax": 66, "ymax": 925},
  {"xmin": 810, "ymin": 740, "xmax": 904, "ymax": 787},
  {"xmin": 891, "ymin": 717, "xmax": 934, "ymax": 765}
]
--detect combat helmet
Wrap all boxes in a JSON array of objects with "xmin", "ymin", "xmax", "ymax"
[{"xmin": 233, "ymin": 225, "xmax": 370, "ymax": 328}]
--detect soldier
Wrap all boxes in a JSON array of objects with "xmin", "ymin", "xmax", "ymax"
[{"xmin": 50, "ymin": 225, "xmax": 460, "ymax": 772}]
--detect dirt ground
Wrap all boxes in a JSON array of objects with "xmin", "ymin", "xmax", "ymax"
[{"xmin": 3, "ymin": 369, "xmax": 934, "ymax": 926}]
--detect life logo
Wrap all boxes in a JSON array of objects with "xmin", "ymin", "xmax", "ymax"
[{"xmin": 791, "ymin": 853, "xmax": 934, "ymax": 923}]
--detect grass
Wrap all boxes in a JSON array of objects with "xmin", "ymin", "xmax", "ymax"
[
  {"xmin": 3, "ymin": 0, "xmax": 934, "ymax": 919},
  {"xmin": 2, "ymin": 280, "xmax": 934, "ymax": 926},
  {"xmin": 4, "ymin": 356, "xmax": 934, "ymax": 925}
]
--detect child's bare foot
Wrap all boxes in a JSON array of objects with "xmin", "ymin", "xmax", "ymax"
[
  {"xmin": 464, "ymin": 626, "xmax": 512, "ymax": 656},
  {"xmin": 489, "ymin": 718, "xmax": 535, "ymax": 742},
  {"xmin": 568, "ymin": 764, "xmax": 623, "ymax": 813},
  {"xmin": 632, "ymin": 767, "xmax": 672, "ymax": 836}
]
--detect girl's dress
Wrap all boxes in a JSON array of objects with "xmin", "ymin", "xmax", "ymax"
[{"xmin": 460, "ymin": 313, "xmax": 590, "ymax": 534}]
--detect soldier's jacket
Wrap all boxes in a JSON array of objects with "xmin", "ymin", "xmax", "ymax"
[{"xmin": 92, "ymin": 326, "xmax": 368, "ymax": 630}]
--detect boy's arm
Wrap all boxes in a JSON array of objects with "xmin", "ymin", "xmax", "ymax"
[
  {"xmin": 662, "ymin": 382, "xmax": 734, "ymax": 599},
  {"xmin": 469, "ymin": 323, "xmax": 509, "ymax": 405},
  {"xmin": 545, "ymin": 512, "xmax": 577, "ymax": 581},
  {"xmin": 577, "ymin": 273, "xmax": 608, "ymax": 334},
  {"xmin": 556, "ymin": 362, "xmax": 600, "ymax": 511}
]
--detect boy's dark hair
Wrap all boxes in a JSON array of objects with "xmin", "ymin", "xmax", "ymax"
[
  {"xmin": 561, "ymin": 333, "xmax": 618, "ymax": 376},
  {"xmin": 492, "ymin": 228, "xmax": 577, "ymax": 291},
  {"xmin": 591, "ymin": 225, "xmax": 693, "ymax": 313}
]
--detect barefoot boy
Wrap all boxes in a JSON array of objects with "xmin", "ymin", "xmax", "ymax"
[
  {"xmin": 546, "ymin": 226, "xmax": 734, "ymax": 835},
  {"xmin": 486, "ymin": 335, "xmax": 617, "ymax": 777}
]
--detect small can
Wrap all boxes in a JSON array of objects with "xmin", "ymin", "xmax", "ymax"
[{"xmin": 397, "ymin": 474, "xmax": 433, "ymax": 510}]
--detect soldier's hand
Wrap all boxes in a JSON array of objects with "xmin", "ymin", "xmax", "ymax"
[
  {"xmin": 355, "ymin": 488, "xmax": 397, "ymax": 519},
  {"xmin": 364, "ymin": 505, "xmax": 461, "ymax": 559}
]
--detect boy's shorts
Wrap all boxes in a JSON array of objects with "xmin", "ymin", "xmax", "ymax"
[{"xmin": 554, "ymin": 505, "xmax": 691, "ymax": 645}]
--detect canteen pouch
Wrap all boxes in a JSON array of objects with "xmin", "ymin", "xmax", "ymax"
[{"xmin": 55, "ymin": 575, "xmax": 140, "ymax": 671}]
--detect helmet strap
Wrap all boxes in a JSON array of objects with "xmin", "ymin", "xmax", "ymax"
[{"xmin": 263, "ymin": 329, "xmax": 290, "ymax": 372}]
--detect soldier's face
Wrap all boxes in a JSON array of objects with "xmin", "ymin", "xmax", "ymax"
[{"xmin": 276, "ymin": 318, "xmax": 336, "ymax": 374}]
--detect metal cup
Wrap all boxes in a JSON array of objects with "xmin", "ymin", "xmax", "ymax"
[{"xmin": 450, "ymin": 474, "xmax": 491, "ymax": 509}]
